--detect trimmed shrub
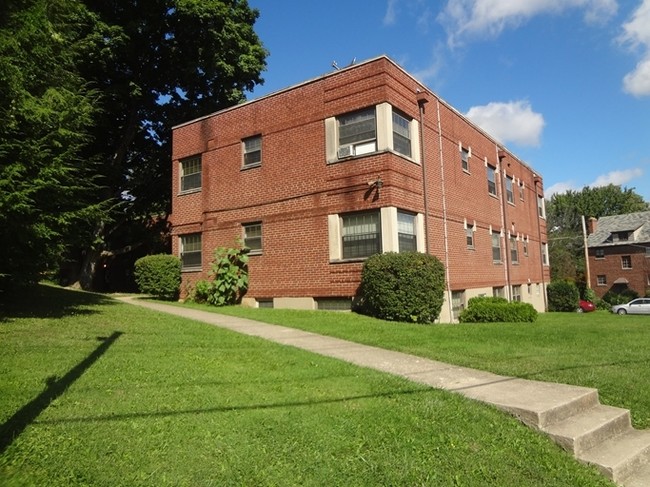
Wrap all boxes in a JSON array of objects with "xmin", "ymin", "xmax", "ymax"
[
  {"xmin": 459, "ymin": 301, "xmax": 537, "ymax": 323},
  {"xmin": 467, "ymin": 296, "xmax": 508, "ymax": 308},
  {"xmin": 134, "ymin": 254, "xmax": 181, "ymax": 300},
  {"xmin": 547, "ymin": 280, "xmax": 580, "ymax": 312},
  {"xmin": 602, "ymin": 288, "xmax": 639, "ymax": 306},
  {"xmin": 357, "ymin": 252, "xmax": 445, "ymax": 324}
]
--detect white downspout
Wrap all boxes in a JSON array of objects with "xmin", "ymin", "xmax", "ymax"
[{"xmin": 436, "ymin": 99, "xmax": 453, "ymax": 322}]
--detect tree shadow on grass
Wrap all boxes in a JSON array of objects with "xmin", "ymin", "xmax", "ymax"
[
  {"xmin": 0, "ymin": 331, "xmax": 123, "ymax": 454},
  {"xmin": 0, "ymin": 283, "xmax": 117, "ymax": 322}
]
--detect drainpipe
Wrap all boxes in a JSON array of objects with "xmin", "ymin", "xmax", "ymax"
[
  {"xmin": 534, "ymin": 175, "xmax": 548, "ymax": 311},
  {"xmin": 496, "ymin": 148, "xmax": 512, "ymax": 300},
  {"xmin": 436, "ymin": 99, "xmax": 453, "ymax": 322},
  {"xmin": 417, "ymin": 91, "xmax": 430, "ymax": 255}
]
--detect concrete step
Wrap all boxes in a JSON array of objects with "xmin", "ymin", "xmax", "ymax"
[
  {"xmin": 459, "ymin": 378, "xmax": 600, "ymax": 429},
  {"xmin": 620, "ymin": 459, "xmax": 650, "ymax": 487},
  {"xmin": 578, "ymin": 429, "xmax": 650, "ymax": 484},
  {"xmin": 542, "ymin": 404, "xmax": 632, "ymax": 455}
]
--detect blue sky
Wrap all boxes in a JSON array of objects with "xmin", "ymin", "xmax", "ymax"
[{"xmin": 247, "ymin": 0, "xmax": 650, "ymax": 201}]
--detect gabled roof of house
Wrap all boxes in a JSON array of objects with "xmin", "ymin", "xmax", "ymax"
[{"xmin": 587, "ymin": 210, "xmax": 650, "ymax": 247}]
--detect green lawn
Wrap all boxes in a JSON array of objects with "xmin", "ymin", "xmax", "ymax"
[
  {"xmin": 198, "ymin": 303, "xmax": 650, "ymax": 430},
  {"xmin": 0, "ymin": 285, "xmax": 618, "ymax": 486}
]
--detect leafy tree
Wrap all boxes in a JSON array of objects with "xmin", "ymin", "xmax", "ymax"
[
  {"xmin": 546, "ymin": 185, "xmax": 648, "ymax": 283},
  {"xmin": 68, "ymin": 0, "xmax": 268, "ymax": 290},
  {"xmin": 0, "ymin": 0, "xmax": 105, "ymax": 288},
  {"xmin": 547, "ymin": 280, "xmax": 580, "ymax": 312}
]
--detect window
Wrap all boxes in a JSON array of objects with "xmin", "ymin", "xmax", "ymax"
[
  {"xmin": 451, "ymin": 290, "xmax": 465, "ymax": 321},
  {"xmin": 621, "ymin": 255, "xmax": 632, "ymax": 269},
  {"xmin": 597, "ymin": 275, "xmax": 607, "ymax": 286},
  {"xmin": 510, "ymin": 235, "xmax": 519, "ymax": 264},
  {"xmin": 492, "ymin": 231, "xmax": 502, "ymax": 263},
  {"xmin": 180, "ymin": 234, "xmax": 202, "ymax": 271},
  {"xmin": 392, "ymin": 111, "xmax": 411, "ymax": 157},
  {"xmin": 519, "ymin": 182, "xmax": 525, "ymax": 201},
  {"xmin": 493, "ymin": 286, "xmax": 505, "ymax": 298},
  {"xmin": 257, "ymin": 299, "xmax": 274, "ymax": 308},
  {"xmin": 243, "ymin": 222, "xmax": 262, "ymax": 253},
  {"xmin": 523, "ymin": 237, "xmax": 529, "ymax": 257},
  {"xmin": 180, "ymin": 156, "xmax": 201, "ymax": 192},
  {"xmin": 342, "ymin": 211, "xmax": 381, "ymax": 259},
  {"xmin": 317, "ymin": 298, "xmax": 352, "ymax": 311},
  {"xmin": 461, "ymin": 147, "xmax": 470, "ymax": 172},
  {"xmin": 616, "ymin": 232, "xmax": 630, "ymax": 242},
  {"xmin": 506, "ymin": 177, "xmax": 514, "ymax": 204},
  {"xmin": 466, "ymin": 224, "xmax": 475, "ymax": 249},
  {"xmin": 537, "ymin": 195, "xmax": 546, "ymax": 218},
  {"xmin": 397, "ymin": 211, "xmax": 417, "ymax": 252},
  {"xmin": 487, "ymin": 165, "xmax": 497, "ymax": 196},
  {"xmin": 512, "ymin": 285, "xmax": 522, "ymax": 302},
  {"xmin": 338, "ymin": 108, "xmax": 376, "ymax": 157},
  {"xmin": 595, "ymin": 249, "xmax": 605, "ymax": 259},
  {"xmin": 542, "ymin": 243, "xmax": 549, "ymax": 266},
  {"xmin": 243, "ymin": 135, "xmax": 262, "ymax": 167}
]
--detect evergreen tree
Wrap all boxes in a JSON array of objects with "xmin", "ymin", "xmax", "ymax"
[{"xmin": 0, "ymin": 0, "xmax": 104, "ymax": 287}]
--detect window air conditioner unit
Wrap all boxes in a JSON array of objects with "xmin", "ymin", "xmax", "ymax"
[{"xmin": 338, "ymin": 146, "xmax": 354, "ymax": 159}]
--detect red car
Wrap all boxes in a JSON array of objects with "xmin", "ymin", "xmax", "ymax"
[{"xmin": 578, "ymin": 300, "xmax": 596, "ymax": 313}]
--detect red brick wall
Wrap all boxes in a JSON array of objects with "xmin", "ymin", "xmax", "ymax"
[
  {"xmin": 171, "ymin": 56, "xmax": 549, "ymax": 300},
  {"xmin": 589, "ymin": 246, "xmax": 649, "ymax": 298}
]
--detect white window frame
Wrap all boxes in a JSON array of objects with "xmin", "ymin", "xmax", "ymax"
[
  {"xmin": 487, "ymin": 165, "xmax": 497, "ymax": 196},
  {"xmin": 461, "ymin": 147, "xmax": 470, "ymax": 172},
  {"xmin": 542, "ymin": 242, "xmax": 549, "ymax": 266},
  {"xmin": 242, "ymin": 135, "xmax": 262, "ymax": 168},
  {"xmin": 243, "ymin": 222, "xmax": 262, "ymax": 254},
  {"xmin": 180, "ymin": 233, "xmax": 202, "ymax": 271},
  {"xmin": 392, "ymin": 111, "xmax": 412, "ymax": 158},
  {"xmin": 397, "ymin": 210, "xmax": 417, "ymax": 252},
  {"xmin": 492, "ymin": 230, "xmax": 502, "ymax": 263},
  {"xmin": 538, "ymin": 195, "xmax": 546, "ymax": 219},
  {"xmin": 595, "ymin": 248, "xmax": 605, "ymax": 259},
  {"xmin": 451, "ymin": 290, "xmax": 465, "ymax": 321},
  {"xmin": 621, "ymin": 255, "xmax": 632, "ymax": 269},
  {"xmin": 337, "ymin": 107, "xmax": 377, "ymax": 157},
  {"xmin": 180, "ymin": 156, "xmax": 201, "ymax": 193},
  {"xmin": 506, "ymin": 176, "xmax": 514, "ymax": 204},
  {"xmin": 512, "ymin": 285, "xmax": 522, "ymax": 302},
  {"xmin": 341, "ymin": 211, "xmax": 381, "ymax": 260},
  {"xmin": 510, "ymin": 235, "xmax": 519, "ymax": 264},
  {"xmin": 597, "ymin": 275, "xmax": 607, "ymax": 286}
]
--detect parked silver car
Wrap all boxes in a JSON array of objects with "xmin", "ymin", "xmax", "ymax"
[{"xmin": 611, "ymin": 298, "xmax": 650, "ymax": 315}]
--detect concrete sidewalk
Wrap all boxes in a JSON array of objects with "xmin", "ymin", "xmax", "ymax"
[{"xmin": 116, "ymin": 296, "xmax": 650, "ymax": 487}]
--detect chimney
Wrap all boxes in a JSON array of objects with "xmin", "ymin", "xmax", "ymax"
[{"xmin": 587, "ymin": 217, "xmax": 598, "ymax": 235}]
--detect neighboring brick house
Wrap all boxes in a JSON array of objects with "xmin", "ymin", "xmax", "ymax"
[
  {"xmin": 170, "ymin": 56, "xmax": 550, "ymax": 322},
  {"xmin": 587, "ymin": 211, "xmax": 650, "ymax": 299}
]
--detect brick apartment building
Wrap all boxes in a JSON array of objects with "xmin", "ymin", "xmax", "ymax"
[
  {"xmin": 587, "ymin": 211, "xmax": 650, "ymax": 299},
  {"xmin": 170, "ymin": 56, "xmax": 550, "ymax": 322}
]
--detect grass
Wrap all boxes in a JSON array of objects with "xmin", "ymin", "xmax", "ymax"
[
  {"xmin": 0, "ymin": 285, "xmax": 617, "ymax": 486},
  {"xmin": 190, "ymin": 302, "xmax": 650, "ymax": 430}
]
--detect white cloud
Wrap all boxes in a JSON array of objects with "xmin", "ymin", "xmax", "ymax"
[
  {"xmin": 545, "ymin": 181, "xmax": 577, "ymax": 197},
  {"xmin": 384, "ymin": 0, "xmax": 398, "ymax": 25},
  {"xmin": 545, "ymin": 168, "xmax": 644, "ymax": 197},
  {"xmin": 411, "ymin": 43, "xmax": 446, "ymax": 83},
  {"xmin": 464, "ymin": 100, "xmax": 545, "ymax": 147},
  {"xmin": 589, "ymin": 168, "xmax": 644, "ymax": 187},
  {"xmin": 619, "ymin": 0, "xmax": 650, "ymax": 96},
  {"xmin": 438, "ymin": 0, "xmax": 618, "ymax": 47}
]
